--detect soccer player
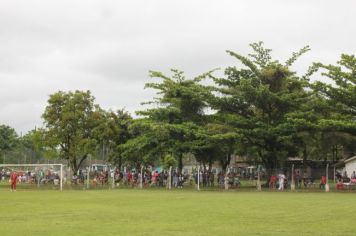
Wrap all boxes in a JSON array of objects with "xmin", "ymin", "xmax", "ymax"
[{"xmin": 10, "ymin": 170, "xmax": 18, "ymax": 192}]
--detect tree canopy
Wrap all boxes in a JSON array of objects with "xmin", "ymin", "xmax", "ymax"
[
  {"xmin": 40, "ymin": 90, "xmax": 101, "ymax": 173},
  {"xmin": 2, "ymin": 42, "xmax": 356, "ymax": 172}
]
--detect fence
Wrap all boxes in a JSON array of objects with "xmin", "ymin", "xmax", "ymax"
[{"xmin": 1, "ymin": 164, "xmax": 352, "ymax": 192}]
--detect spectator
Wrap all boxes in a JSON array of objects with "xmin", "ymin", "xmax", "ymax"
[
  {"xmin": 295, "ymin": 171, "xmax": 301, "ymax": 188},
  {"xmin": 269, "ymin": 174, "xmax": 277, "ymax": 189},
  {"xmin": 234, "ymin": 176, "xmax": 240, "ymax": 188},
  {"xmin": 320, "ymin": 175, "xmax": 326, "ymax": 190},
  {"xmin": 219, "ymin": 172, "xmax": 224, "ymax": 187},
  {"xmin": 335, "ymin": 171, "xmax": 342, "ymax": 182},
  {"xmin": 92, "ymin": 176, "xmax": 97, "ymax": 187},
  {"xmin": 224, "ymin": 174, "xmax": 229, "ymax": 190},
  {"xmin": 278, "ymin": 173, "xmax": 286, "ymax": 191},
  {"xmin": 343, "ymin": 170, "xmax": 348, "ymax": 179},
  {"xmin": 210, "ymin": 172, "xmax": 214, "ymax": 187},
  {"xmin": 178, "ymin": 173, "xmax": 184, "ymax": 188},
  {"xmin": 173, "ymin": 172, "xmax": 178, "ymax": 188},
  {"xmin": 336, "ymin": 178, "xmax": 344, "ymax": 190},
  {"xmin": 72, "ymin": 175, "xmax": 78, "ymax": 185}
]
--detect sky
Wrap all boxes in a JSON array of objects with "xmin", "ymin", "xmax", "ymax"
[{"xmin": 0, "ymin": 0, "xmax": 355, "ymax": 134}]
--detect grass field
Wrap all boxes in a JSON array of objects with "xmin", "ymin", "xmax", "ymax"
[{"xmin": 0, "ymin": 189, "xmax": 355, "ymax": 236}]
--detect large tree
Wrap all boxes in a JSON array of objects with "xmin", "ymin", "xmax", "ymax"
[
  {"xmin": 311, "ymin": 54, "xmax": 356, "ymax": 158},
  {"xmin": 132, "ymin": 69, "xmax": 212, "ymax": 172},
  {"xmin": 41, "ymin": 90, "xmax": 101, "ymax": 173},
  {"xmin": 211, "ymin": 42, "xmax": 315, "ymax": 172}
]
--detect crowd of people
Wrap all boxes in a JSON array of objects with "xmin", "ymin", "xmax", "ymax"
[
  {"xmin": 4, "ymin": 167, "xmax": 355, "ymax": 191},
  {"xmin": 69, "ymin": 169, "xmax": 241, "ymax": 189},
  {"xmin": 268, "ymin": 172, "xmax": 323, "ymax": 191},
  {"xmin": 110, "ymin": 170, "xmax": 186, "ymax": 188},
  {"xmin": 335, "ymin": 170, "xmax": 356, "ymax": 190}
]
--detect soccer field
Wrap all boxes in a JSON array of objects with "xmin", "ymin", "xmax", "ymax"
[{"xmin": 0, "ymin": 190, "xmax": 355, "ymax": 236}]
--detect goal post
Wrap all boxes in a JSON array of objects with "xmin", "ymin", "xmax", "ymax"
[{"xmin": 0, "ymin": 164, "xmax": 64, "ymax": 191}]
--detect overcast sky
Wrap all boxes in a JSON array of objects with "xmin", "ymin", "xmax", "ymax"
[{"xmin": 0, "ymin": 0, "xmax": 355, "ymax": 134}]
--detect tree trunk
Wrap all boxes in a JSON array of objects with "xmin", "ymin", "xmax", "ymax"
[
  {"xmin": 221, "ymin": 153, "xmax": 231, "ymax": 173},
  {"xmin": 70, "ymin": 159, "xmax": 78, "ymax": 175},
  {"xmin": 208, "ymin": 160, "xmax": 213, "ymax": 172},
  {"xmin": 263, "ymin": 153, "xmax": 277, "ymax": 186},
  {"xmin": 70, "ymin": 154, "xmax": 88, "ymax": 175},
  {"xmin": 117, "ymin": 156, "xmax": 122, "ymax": 172},
  {"xmin": 178, "ymin": 154, "xmax": 183, "ymax": 173}
]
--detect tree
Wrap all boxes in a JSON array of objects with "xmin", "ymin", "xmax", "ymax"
[
  {"xmin": 191, "ymin": 120, "xmax": 240, "ymax": 171},
  {"xmin": 93, "ymin": 109, "xmax": 133, "ymax": 170},
  {"xmin": 118, "ymin": 118, "xmax": 170, "ymax": 169},
  {"xmin": 0, "ymin": 125, "xmax": 18, "ymax": 163},
  {"xmin": 309, "ymin": 54, "xmax": 356, "ymax": 159},
  {"xmin": 211, "ymin": 42, "xmax": 315, "ymax": 172},
  {"xmin": 162, "ymin": 154, "xmax": 178, "ymax": 170},
  {"xmin": 12, "ymin": 129, "xmax": 47, "ymax": 164},
  {"xmin": 134, "ymin": 69, "xmax": 213, "ymax": 172},
  {"xmin": 41, "ymin": 90, "xmax": 101, "ymax": 174},
  {"xmin": 313, "ymin": 54, "xmax": 356, "ymax": 135}
]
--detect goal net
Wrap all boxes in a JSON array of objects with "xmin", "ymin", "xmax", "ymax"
[{"xmin": 0, "ymin": 164, "xmax": 64, "ymax": 191}]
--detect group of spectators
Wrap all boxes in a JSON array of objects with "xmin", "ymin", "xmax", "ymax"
[
  {"xmin": 195, "ymin": 171, "xmax": 215, "ymax": 187},
  {"xmin": 1, "ymin": 168, "xmax": 61, "ymax": 191},
  {"xmin": 5, "ymin": 167, "xmax": 348, "ymax": 192},
  {"xmin": 268, "ymin": 171, "xmax": 330, "ymax": 191},
  {"xmin": 109, "ymin": 170, "xmax": 187, "ymax": 188},
  {"xmin": 217, "ymin": 172, "xmax": 241, "ymax": 188},
  {"xmin": 335, "ymin": 170, "xmax": 356, "ymax": 190},
  {"xmin": 71, "ymin": 170, "xmax": 110, "ymax": 186}
]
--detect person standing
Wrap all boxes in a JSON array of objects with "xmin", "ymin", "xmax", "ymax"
[
  {"xmin": 10, "ymin": 170, "xmax": 18, "ymax": 192},
  {"xmin": 224, "ymin": 174, "xmax": 229, "ymax": 190},
  {"xmin": 320, "ymin": 175, "xmax": 326, "ymax": 190},
  {"xmin": 278, "ymin": 173, "xmax": 286, "ymax": 191},
  {"xmin": 269, "ymin": 174, "xmax": 277, "ymax": 189}
]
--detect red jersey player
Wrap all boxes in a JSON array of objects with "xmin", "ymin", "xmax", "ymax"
[{"xmin": 10, "ymin": 171, "xmax": 17, "ymax": 192}]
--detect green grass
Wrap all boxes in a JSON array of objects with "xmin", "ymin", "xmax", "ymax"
[{"xmin": 0, "ymin": 189, "xmax": 355, "ymax": 236}]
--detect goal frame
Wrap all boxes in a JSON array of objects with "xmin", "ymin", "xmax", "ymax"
[{"xmin": 0, "ymin": 164, "xmax": 64, "ymax": 191}]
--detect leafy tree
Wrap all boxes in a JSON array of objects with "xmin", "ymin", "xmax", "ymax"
[
  {"xmin": 0, "ymin": 125, "xmax": 18, "ymax": 152},
  {"xmin": 134, "ymin": 69, "xmax": 213, "ymax": 171},
  {"xmin": 93, "ymin": 109, "xmax": 133, "ymax": 169},
  {"xmin": 162, "ymin": 154, "xmax": 177, "ymax": 170},
  {"xmin": 211, "ymin": 42, "xmax": 315, "ymax": 172},
  {"xmin": 0, "ymin": 124, "xmax": 18, "ymax": 163},
  {"xmin": 310, "ymin": 54, "xmax": 356, "ymax": 159},
  {"xmin": 314, "ymin": 54, "xmax": 356, "ymax": 135},
  {"xmin": 118, "ymin": 118, "xmax": 171, "ymax": 169},
  {"xmin": 192, "ymin": 120, "xmax": 240, "ymax": 171},
  {"xmin": 14, "ymin": 129, "xmax": 48, "ymax": 164},
  {"xmin": 41, "ymin": 90, "xmax": 101, "ymax": 173}
]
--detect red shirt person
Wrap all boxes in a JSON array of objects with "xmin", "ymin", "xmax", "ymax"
[
  {"xmin": 320, "ymin": 175, "xmax": 326, "ymax": 190},
  {"xmin": 269, "ymin": 175, "xmax": 277, "ymax": 189},
  {"xmin": 10, "ymin": 171, "xmax": 18, "ymax": 191}
]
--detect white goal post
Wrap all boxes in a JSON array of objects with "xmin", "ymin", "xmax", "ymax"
[{"xmin": 0, "ymin": 164, "xmax": 64, "ymax": 191}]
